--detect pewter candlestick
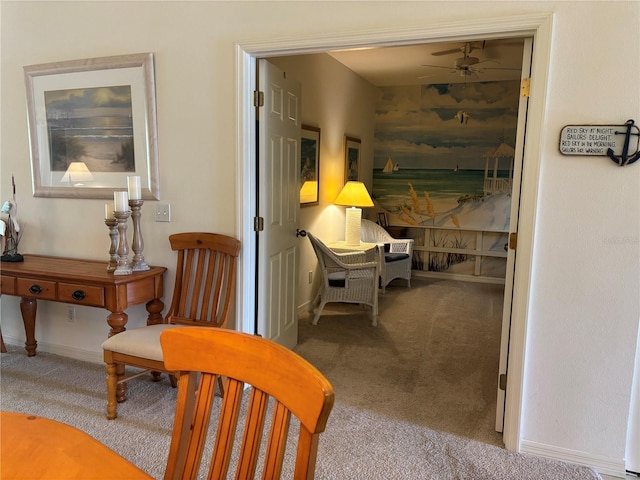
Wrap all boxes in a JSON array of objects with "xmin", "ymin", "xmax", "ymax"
[
  {"xmin": 128, "ymin": 199, "xmax": 149, "ymax": 271},
  {"xmin": 113, "ymin": 210, "xmax": 132, "ymax": 276},
  {"xmin": 104, "ymin": 218, "xmax": 119, "ymax": 272}
]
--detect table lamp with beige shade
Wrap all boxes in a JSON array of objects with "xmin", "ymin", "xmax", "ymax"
[{"xmin": 334, "ymin": 181, "xmax": 374, "ymax": 246}]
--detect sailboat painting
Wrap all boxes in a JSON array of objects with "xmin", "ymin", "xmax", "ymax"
[{"xmin": 382, "ymin": 157, "xmax": 399, "ymax": 174}]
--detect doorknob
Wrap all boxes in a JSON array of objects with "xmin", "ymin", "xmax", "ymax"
[{"xmin": 296, "ymin": 229, "xmax": 307, "ymax": 238}]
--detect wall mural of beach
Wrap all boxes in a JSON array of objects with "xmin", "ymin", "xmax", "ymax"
[{"xmin": 372, "ymin": 80, "xmax": 521, "ymax": 277}]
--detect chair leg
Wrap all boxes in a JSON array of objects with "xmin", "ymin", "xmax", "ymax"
[
  {"xmin": 106, "ymin": 362, "xmax": 118, "ymax": 420},
  {"xmin": 311, "ymin": 300, "xmax": 326, "ymax": 325},
  {"xmin": 0, "ymin": 329, "xmax": 6, "ymax": 353}
]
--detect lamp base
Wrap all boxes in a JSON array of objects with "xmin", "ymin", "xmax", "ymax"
[{"xmin": 344, "ymin": 207, "xmax": 362, "ymax": 246}]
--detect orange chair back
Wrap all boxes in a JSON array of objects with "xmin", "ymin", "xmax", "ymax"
[{"xmin": 160, "ymin": 327, "xmax": 334, "ymax": 480}]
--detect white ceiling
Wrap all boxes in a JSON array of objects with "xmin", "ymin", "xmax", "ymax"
[{"xmin": 327, "ymin": 38, "xmax": 525, "ymax": 87}]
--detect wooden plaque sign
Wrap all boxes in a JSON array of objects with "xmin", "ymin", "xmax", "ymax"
[
  {"xmin": 560, "ymin": 125, "xmax": 631, "ymax": 155},
  {"xmin": 559, "ymin": 120, "xmax": 640, "ymax": 166}
]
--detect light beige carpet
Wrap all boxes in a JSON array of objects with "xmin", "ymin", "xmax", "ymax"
[{"xmin": 0, "ymin": 277, "xmax": 602, "ymax": 479}]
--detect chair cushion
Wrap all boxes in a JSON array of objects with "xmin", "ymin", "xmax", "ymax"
[
  {"xmin": 384, "ymin": 252, "xmax": 410, "ymax": 263},
  {"xmin": 327, "ymin": 272, "xmax": 346, "ymax": 287},
  {"xmin": 101, "ymin": 324, "xmax": 183, "ymax": 361}
]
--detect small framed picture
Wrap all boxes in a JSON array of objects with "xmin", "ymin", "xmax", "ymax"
[
  {"xmin": 300, "ymin": 125, "xmax": 320, "ymax": 206},
  {"xmin": 344, "ymin": 136, "xmax": 361, "ymax": 182}
]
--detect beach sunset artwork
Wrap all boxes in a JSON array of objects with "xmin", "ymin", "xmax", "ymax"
[{"xmin": 44, "ymin": 86, "xmax": 135, "ymax": 173}]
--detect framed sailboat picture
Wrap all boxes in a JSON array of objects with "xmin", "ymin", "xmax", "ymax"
[
  {"xmin": 344, "ymin": 136, "xmax": 361, "ymax": 182},
  {"xmin": 300, "ymin": 125, "xmax": 320, "ymax": 206}
]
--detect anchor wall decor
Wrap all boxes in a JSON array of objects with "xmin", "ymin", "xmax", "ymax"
[{"xmin": 559, "ymin": 119, "xmax": 640, "ymax": 166}]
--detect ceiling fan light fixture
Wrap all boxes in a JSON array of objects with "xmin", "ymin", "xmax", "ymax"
[{"xmin": 456, "ymin": 56, "xmax": 479, "ymax": 68}]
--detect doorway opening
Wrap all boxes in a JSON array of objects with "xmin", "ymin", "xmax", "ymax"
[{"xmin": 236, "ymin": 14, "xmax": 553, "ymax": 452}]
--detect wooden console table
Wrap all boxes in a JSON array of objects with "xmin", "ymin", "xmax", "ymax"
[{"xmin": 0, "ymin": 255, "xmax": 166, "ymax": 356}]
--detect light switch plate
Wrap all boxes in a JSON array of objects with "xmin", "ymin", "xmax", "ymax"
[{"xmin": 155, "ymin": 203, "xmax": 171, "ymax": 222}]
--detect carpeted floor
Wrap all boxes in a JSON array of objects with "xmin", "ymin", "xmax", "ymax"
[{"xmin": 0, "ymin": 277, "xmax": 602, "ymax": 479}]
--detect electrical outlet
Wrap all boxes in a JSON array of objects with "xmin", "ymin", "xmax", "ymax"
[
  {"xmin": 68, "ymin": 306, "xmax": 76, "ymax": 323},
  {"xmin": 155, "ymin": 203, "xmax": 171, "ymax": 222}
]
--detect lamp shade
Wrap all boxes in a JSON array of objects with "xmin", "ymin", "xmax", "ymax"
[
  {"xmin": 61, "ymin": 162, "xmax": 94, "ymax": 184},
  {"xmin": 334, "ymin": 181, "xmax": 374, "ymax": 207}
]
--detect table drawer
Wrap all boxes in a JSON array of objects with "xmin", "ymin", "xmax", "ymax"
[
  {"xmin": 59, "ymin": 283, "xmax": 105, "ymax": 307},
  {"xmin": 16, "ymin": 278, "xmax": 57, "ymax": 300},
  {"xmin": 1, "ymin": 275, "xmax": 16, "ymax": 295}
]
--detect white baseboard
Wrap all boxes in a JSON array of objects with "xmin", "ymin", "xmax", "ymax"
[
  {"xmin": 2, "ymin": 335, "xmax": 102, "ymax": 364},
  {"xmin": 520, "ymin": 439, "xmax": 627, "ymax": 478}
]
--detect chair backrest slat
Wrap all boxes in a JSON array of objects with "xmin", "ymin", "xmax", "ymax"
[
  {"xmin": 236, "ymin": 388, "xmax": 268, "ymax": 479},
  {"xmin": 161, "ymin": 328, "xmax": 334, "ymax": 480},
  {"xmin": 166, "ymin": 232, "xmax": 240, "ymax": 328}
]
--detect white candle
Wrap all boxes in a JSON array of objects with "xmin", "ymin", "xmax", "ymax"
[
  {"xmin": 114, "ymin": 191, "xmax": 129, "ymax": 212},
  {"xmin": 105, "ymin": 203, "xmax": 115, "ymax": 219},
  {"xmin": 127, "ymin": 176, "xmax": 141, "ymax": 200}
]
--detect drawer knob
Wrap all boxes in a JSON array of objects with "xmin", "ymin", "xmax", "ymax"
[
  {"xmin": 72, "ymin": 290, "xmax": 86, "ymax": 301},
  {"xmin": 29, "ymin": 284, "xmax": 42, "ymax": 295}
]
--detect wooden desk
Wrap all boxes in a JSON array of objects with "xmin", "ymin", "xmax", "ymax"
[
  {"xmin": 0, "ymin": 411, "xmax": 153, "ymax": 479},
  {"xmin": 0, "ymin": 255, "xmax": 166, "ymax": 356}
]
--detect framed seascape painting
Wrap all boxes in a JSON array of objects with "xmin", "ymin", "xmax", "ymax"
[
  {"xmin": 24, "ymin": 53, "xmax": 160, "ymax": 199},
  {"xmin": 300, "ymin": 125, "xmax": 320, "ymax": 206},
  {"xmin": 344, "ymin": 136, "xmax": 361, "ymax": 182}
]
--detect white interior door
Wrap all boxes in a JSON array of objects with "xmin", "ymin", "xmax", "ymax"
[
  {"xmin": 495, "ymin": 37, "xmax": 534, "ymax": 433},
  {"xmin": 256, "ymin": 59, "xmax": 301, "ymax": 349}
]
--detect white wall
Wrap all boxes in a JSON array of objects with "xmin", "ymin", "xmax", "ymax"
[
  {"xmin": 268, "ymin": 53, "xmax": 377, "ymax": 310},
  {"xmin": 1, "ymin": 1, "xmax": 638, "ymax": 477}
]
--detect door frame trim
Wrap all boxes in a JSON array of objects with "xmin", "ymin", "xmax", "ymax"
[{"xmin": 235, "ymin": 12, "xmax": 554, "ymax": 452}]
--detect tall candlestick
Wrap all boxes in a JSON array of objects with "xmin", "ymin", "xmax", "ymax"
[
  {"xmin": 129, "ymin": 199, "xmax": 150, "ymax": 271},
  {"xmin": 113, "ymin": 210, "xmax": 132, "ymax": 276},
  {"xmin": 114, "ymin": 191, "xmax": 129, "ymax": 212},
  {"xmin": 127, "ymin": 176, "xmax": 141, "ymax": 200},
  {"xmin": 104, "ymin": 218, "xmax": 119, "ymax": 272}
]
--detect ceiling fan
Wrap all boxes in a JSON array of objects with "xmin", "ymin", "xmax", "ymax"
[{"xmin": 420, "ymin": 41, "xmax": 519, "ymax": 80}]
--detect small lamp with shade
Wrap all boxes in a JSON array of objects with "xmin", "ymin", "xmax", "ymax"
[{"xmin": 334, "ymin": 181, "xmax": 374, "ymax": 246}]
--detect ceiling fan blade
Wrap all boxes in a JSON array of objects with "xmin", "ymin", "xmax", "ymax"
[
  {"xmin": 431, "ymin": 47, "xmax": 462, "ymax": 57},
  {"xmin": 421, "ymin": 64, "xmax": 453, "ymax": 69},
  {"xmin": 482, "ymin": 66, "xmax": 522, "ymax": 71}
]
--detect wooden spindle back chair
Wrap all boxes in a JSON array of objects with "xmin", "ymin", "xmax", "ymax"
[
  {"xmin": 102, "ymin": 232, "xmax": 240, "ymax": 419},
  {"xmin": 160, "ymin": 327, "xmax": 335, "ymax": 480}
]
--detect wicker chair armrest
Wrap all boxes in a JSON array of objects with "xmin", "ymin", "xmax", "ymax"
[
  {"xmin": 388, "ymin": 238, "xmax": 414, "ymax": 255},
  {"xmin": 335, "ymin": 251, "xmax": 367, "ymax": 265}
]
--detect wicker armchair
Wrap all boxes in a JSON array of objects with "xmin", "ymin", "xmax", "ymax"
[
  {"xmin": 307, "ymin": 233, "xmax": 380, "ymax": 326},
  {"xmin": 361, "ymin": 219, "xmax": 413, "ymax": 293}
]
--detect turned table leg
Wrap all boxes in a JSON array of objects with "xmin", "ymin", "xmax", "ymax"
[
  {"xmin": 20, "ymin": 297, "xmax": 38, "ymax": 357},
  {"xmin": 106, "ymin": 310, "xmax": 129, "ymax": 402}
]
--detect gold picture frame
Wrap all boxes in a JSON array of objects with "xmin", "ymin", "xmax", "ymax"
[
  {"xmin": 300, "ymin": 125, "xmax": 320, "ymax": 206},
  {"xmin": 344, "ymin": 136, "xmax": 361, "ymax": 182}
]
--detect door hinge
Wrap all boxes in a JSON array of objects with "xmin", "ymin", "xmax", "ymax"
[
  {"xmin": 499, "ymin": 373, "xmax": 507, "ymax": 391},
  {"xmin": 520, "ymin": 78, "xmax": 530, "ymax": 98},
  {"xmin": 509, "ymin": 232, "xmax": 517, "ymax": 250},
  {"xmin": 253, "ymin": 90, "xmax": 264, "ymax": 107},
  {"xmin": 254, "ymin": 216, "xmax": 264, "ymax": 232}
]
